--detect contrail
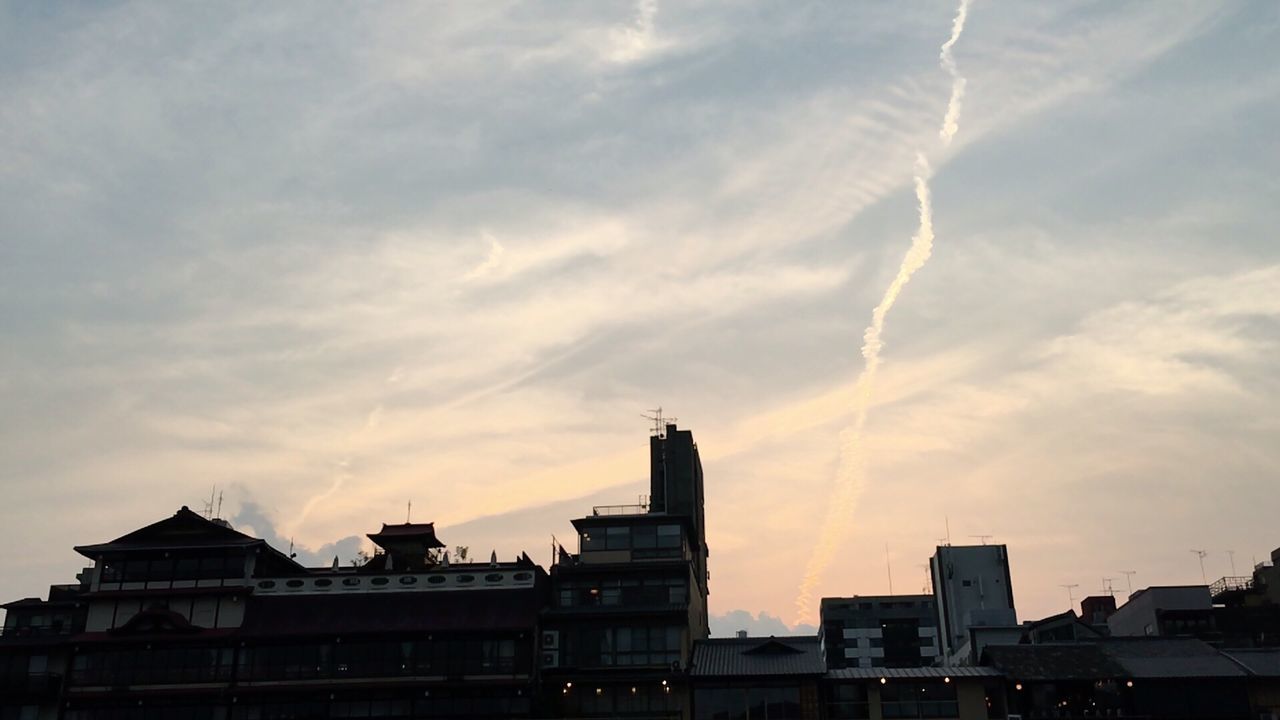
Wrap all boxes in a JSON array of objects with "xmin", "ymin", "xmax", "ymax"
[
  {"xmin": 939, "ymin": 0, "xmax": 971, "ymax": 146},
  {"xmin": 794, "ymin": 0, "xmax": 970, "ymax": 625}
]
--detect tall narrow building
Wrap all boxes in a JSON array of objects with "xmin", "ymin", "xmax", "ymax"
[
  {"xmin": 540, "ymin": 423, "xmax": 709, "ymax": 719},
  {"xmin": 930, "ymin": 544, "xmax": 1017, "ymax": 664}
]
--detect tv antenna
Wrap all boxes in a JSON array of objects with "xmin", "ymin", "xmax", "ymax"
[
  {"xmin": 1226, "ymin": 550, "xmax": 1236, "ymax": 576},
  {"xmin": 1190, "ymin": 550, "xmax": 1208, "ymax": 585},
  {"xmin": 970, "ymin": 534, "xmax": 993, "ymax": 546},
  {"xmin": 201, "ymin": 485, "xmax": 222, "ymax": 519},
  {"xmin": 1060, "ymin": 583, "xmax": 1080, "ymax": 610},
  {"xmin": 1119, "ymin": 570, "xmax": 1137, "ymax": 596},
  {"xmin": 642, "ymin": 407, "xmax": 676, "ymax": 437},
  {"xmin": 1101, "ymin": 577, "xmax": 1116, "ymax": 598}
]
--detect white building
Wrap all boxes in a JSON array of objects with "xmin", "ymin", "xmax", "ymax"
[{"xmin": 929, "ymin": 544, "xmax": 1017, "ymax": 664}]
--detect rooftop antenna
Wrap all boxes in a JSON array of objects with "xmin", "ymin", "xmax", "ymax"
[
  {"xmin": 642, "ymin": 407, "xmax": 675, "ymax": 437},
  {"xmin": 288, "ymin": 537, "xmax": 296, "ymax": 559},
  {"xmin": 1119, "ymin": 570, "xmax": 1137, "ymax": 596},
  {"xmin": 1226, "ymin": 550, "xmax": 1236, "ymax": 576},
  {"xmin": 1101, "ymin": 577, "xmax": 1116, "ymax": 598},
  {"xmin": 201, "ymin": 485, "xmax": 218, "ymax": 519},
  {"xmin": 945, "ymin": 517, "xmax": 952, "ymax": 546},
  {"xmin": 1190, "ymin": 549, "xmax": 1208, "ymax": 585},
  {"xmin": 884, "ymin": 543, "xmax": 894, "ymax": 595},
  {"xmin": 918, "ymin": 564, "xmax": 932, "ymax": 594},
  {"xmin": 970, "ymin": 534, "xmax": 993, "ymax": 546},
  {"xmin": 215, "ymin": 491, "xmax": 224, "ymax": 520},
  {"xmin": 1060, "ymin": 583, "xmax": 1080, "ymax": 611},
  {"xmin": 406, "ymin": 500, "xmax": 412, "ymax": 524}
]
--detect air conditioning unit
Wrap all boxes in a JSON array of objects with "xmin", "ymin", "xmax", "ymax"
[
  {"xmin": 540, "ymin": 651, "xmax": 559, "ymax": 669},
  {"xmin": 541, "ymin": 630, "xmax": 560, "ymax": 649}
]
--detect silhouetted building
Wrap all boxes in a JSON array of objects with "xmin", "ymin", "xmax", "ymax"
[
  {"xmin": 929, "ymin": 545, "xmax": 1017, "ymax": 664},
  {"xmin": 1079, "ymin": 594, "xmax": 1117, "ymax": 629},
  {"xmin": 1108, "ymin": 585, "xmax": 1213, "ymax": 638},
  {"xmin": 539, "ymin": 423, "xmax": 708, "ymax": 719},
  {"xmin": 0, "ymin": 506, "xmax": 548, "ymax": 720},
  {"xmin": 983, "ymin": 637, "xmax": 1253, "ymax": 719},
  {"xmin": 12, "ymin": 425, "xmax": 1280, "ymax": 720},
  {"xmin": 818, "ymin": 595, "xmax": 939, "ymax": 669},
  {"xmin": 690, "ymin": 636, "xmax": 824, "ymax": 719}
]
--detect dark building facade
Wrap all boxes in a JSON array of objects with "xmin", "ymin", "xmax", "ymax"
[
  {"xmin": 1, "ymin": 507, "xmax": 547, "ymax": 720},
  {"xmin": 818, "ymin": 596, "xmax": 939, "ymax": 670},
  {"xmin": 539, "ymin": 423, "xmax": 709, "ymax": 719}
]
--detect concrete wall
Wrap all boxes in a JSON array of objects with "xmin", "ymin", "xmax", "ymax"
[
  {"xmin": 1107, "ymin": 586, "xmax": 1210, "ymax": 637},
  {"xmin": 932, "ymin": 545, "xmax": 1017, "ymax": 659}
]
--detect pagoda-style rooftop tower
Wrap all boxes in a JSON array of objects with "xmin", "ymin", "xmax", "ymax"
[{"xmin": 366, "ymin": 522, "xmax": 446, "ymax": 572}]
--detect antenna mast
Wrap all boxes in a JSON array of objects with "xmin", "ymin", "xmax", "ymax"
[
  {"xmin": 884, "ymin": 543, "xmax": 894, "ymax": 595},
  {"xmin": 1060, "ymin": 583, "xmax": 1080, "ymax": 610},
  {"xmin": 1190, "ymin": 549, "xmax": 1208, "ymax": 585},
  {"xmin": 1119, "ymin": 570, "xmax": 1137, "ymax": 597},
  {"xmin": 642, "ymin": 407, "xmax": 676, "ymax": 437}
]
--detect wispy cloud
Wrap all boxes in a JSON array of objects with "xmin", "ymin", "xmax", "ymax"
[{"xmin": 1, "ymin": 1, "xmax": 1275, "ymax": 627}]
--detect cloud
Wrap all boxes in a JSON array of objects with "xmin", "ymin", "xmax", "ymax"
[
  {"xmin": 231, "ymin": 499, "xmax": 365, "ymax": 569},
  {"xmin": 1, "ymin": 1, "xmax": 1276, "ymax": 629},
  {"xmin": 710, "ymin": 610, "xmax": 816, "ymax": 639}
]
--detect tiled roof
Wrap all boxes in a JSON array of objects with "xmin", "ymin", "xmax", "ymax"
[
  {"xmin": 691, "ymin": 636, "xmax": 825, "ymax": 677},
  {"xmin": 367, "ymin": 522, "xmax": 446, "ymax": 549},
  {"xmin": 827, "ymin": 666, "xmax": 1002, "ymax": 680},
  {"xmin": 984, "ymin": 638, "xmax": 1248, "ymax": 681},
  {"xmin": 1101, "ymin": 638, "xmax": 1246, "ymax": 679},
  {"xmin": 75, "ymin": 506, "xmax": 262, "ymax": 557},
  {"xmin": 983, "ymin": 644, "xmax": 1123, "ymax": 681},
  {"xmin": 1220, "ymin": 649, "xmax": 1280, "ymax": 677}
]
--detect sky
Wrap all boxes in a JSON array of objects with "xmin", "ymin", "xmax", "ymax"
[{"xmin": 2, "ymin": 1, "xmax": 1279, "ymax": 636}]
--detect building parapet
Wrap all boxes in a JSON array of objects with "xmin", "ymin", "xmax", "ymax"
[{"xmin": 251, "ymin": 567, "xmax": 538, "ymax": 596}]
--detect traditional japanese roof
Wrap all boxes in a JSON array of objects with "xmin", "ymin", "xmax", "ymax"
[
  {"xmin": 691, "ymin": 636, "xmax": 825, "ymax": 677},
  {"xmin": 366, "ymin": 522, "xmax": 446, "ymax": 549},
  {"xmin": 74, "ymin": 506, "xmax": 260, "ymax": 556},
  {"xmin": 827, "ymin": 666, "xmax": 1002, "ymax": 680},
  {"xmin": 240, "ymin": 588, "xmax": 540, "ymax": 636},
  {"xmin": 983, "ymin": 638, "xmax": 1248, "ymax": 681},
  {"xmin": 72, "ymin": 506, "xmax": 305, "ymax": 574}
]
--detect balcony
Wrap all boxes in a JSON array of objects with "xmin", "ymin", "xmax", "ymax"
[{"xmin": 0, "ymin": 624, "xmax": 73, "ymax": 639}]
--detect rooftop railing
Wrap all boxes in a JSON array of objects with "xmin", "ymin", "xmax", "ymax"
[
  {"xmin": 591, "ymin": 503, "xmax": 650, "ymax": 516},
  {"xmin": 1209, "ymin": 576, "xmax": 1253, "ymax": 597}
]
